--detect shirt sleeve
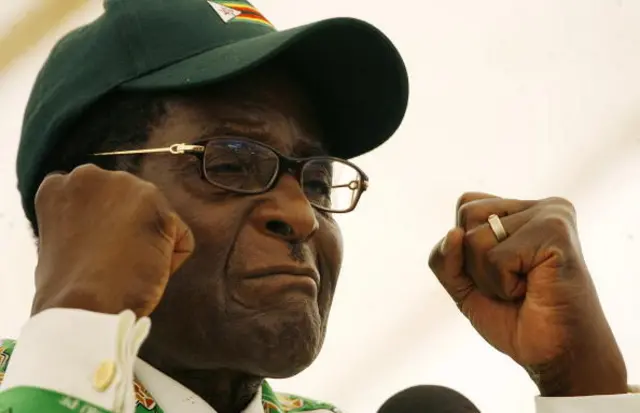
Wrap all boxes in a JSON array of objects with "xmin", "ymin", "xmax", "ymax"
[
  {"xmin": 0, "ymin": 308, "xmax": 151, "ymax": 413},
  {"xmin": 536, "ymin": 393, "xmax": 640, "ymax": 413}
]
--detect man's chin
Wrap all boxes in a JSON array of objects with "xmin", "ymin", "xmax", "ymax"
[
  {"xmin": 235, "ymin": 303, "xmax": 325, "ymax": 378},
  {"xmin": 144, "ymin": 290, "xmax": 326, "ymax": 376}
]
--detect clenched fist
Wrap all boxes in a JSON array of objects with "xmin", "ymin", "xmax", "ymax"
[
  {"xmin": 429, "ymin": 192, "xmax": 627, "ymax": 397},
  {"xmin": 32, "ymin": 164, "xmax": 194, "ymax": 318}
]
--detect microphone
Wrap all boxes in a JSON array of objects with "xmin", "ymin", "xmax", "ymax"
[{"xmin": 377, "ymin": 385, "xmax": 481, "ymax": 412}]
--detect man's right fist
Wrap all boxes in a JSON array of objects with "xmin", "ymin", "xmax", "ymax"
[{"xmin": 32, "ymin": 164, "xmax": 195, "ymax": 317}]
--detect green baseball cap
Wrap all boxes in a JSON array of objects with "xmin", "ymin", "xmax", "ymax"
[{"xmin": 17, "ymin": 0, "xmax": 409, "ymax": 222}]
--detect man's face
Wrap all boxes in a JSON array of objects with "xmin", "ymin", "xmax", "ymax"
[{"xmin": 135, "ymin": 66, "xmax": 344, "ymax": 378}]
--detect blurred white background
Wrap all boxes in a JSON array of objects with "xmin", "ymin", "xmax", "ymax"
[{"xmin": 2, "ymin": 1, "xmax": 640, "ymax": 412}]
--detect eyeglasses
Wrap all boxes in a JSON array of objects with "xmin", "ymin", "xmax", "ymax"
[{"xmin": 93, "ymin": 137, "xmax": 369, "ymax": 213}]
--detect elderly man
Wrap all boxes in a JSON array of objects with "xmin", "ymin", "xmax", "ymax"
[{"xmin": 0, "ymin": 0, "xmax": 637, "ymax": 412}]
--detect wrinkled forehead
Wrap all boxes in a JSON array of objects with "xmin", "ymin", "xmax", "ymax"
[{"xmin": 156, "ymin": 63, "xmax": 326, "ymax": 155}]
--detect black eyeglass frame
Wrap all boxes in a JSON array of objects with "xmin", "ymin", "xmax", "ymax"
[{"xmin": 92, "ymin": 137, "xmax": 369, "ymax": 213}]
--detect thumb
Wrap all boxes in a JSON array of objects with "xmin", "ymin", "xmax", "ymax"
[
  {"xmin": 428, "ymin": 227, "xmax": 475, "ymax": 309},
  {"xmin": 168, "ymin": 213, "xmax": 195, "ymax": 275}
]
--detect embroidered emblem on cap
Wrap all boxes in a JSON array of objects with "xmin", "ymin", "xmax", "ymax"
[
  {"xmin": 207, "ymin": 0, "xmax": 274, "ymax": 28},
  {"xmin": 207, "ymin": 1, "xmax": 241, "ymax": 23}
]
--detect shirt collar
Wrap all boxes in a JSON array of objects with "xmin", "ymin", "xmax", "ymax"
[{"xmin": 134, "ymin": 358, "xmax": 265, "ymax": 413}]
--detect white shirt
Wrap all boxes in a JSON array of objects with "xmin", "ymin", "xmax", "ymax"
[{"xmin": 0, "ymin": 309, "xmax": 637, "ymax": 413}]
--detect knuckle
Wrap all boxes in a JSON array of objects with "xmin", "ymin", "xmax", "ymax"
[
  {"xmin": 141, "ymin": 192, "xmax": 174, "ymax": 238},
  {"xmin": 456, "ymin": 192, "xmax": 477, "ymax": 210},
  {"xmin": 37, "ymin": 172, "xmax": 64, "ymax": 191},
  {"xmin": 545, "ymin": 244, "xmax": 570, "ymax": 263},
  {"xmin": 109, "ymin": 170, "xmax": 141, "ymax": 190},
  {"xmin": 65, "ymin": 164, "xmax": 107, "ymax": 190},
  {"xmin": 112, "ymin": 171, "xmax": 159, "ymax": 201},
  {"xmin": 100, "ymin": 169, "xmax": 158, "ymax": 199},
  {"xmin": 541, "ymin": 213, "xmax": 574, "ymax": 237},
  {"xmin": 138, "ymin": 182, "xmax": 166, "ymax": 208},
  {"xmin": 538, "ymin": 197, "xmax": 578, "ymax": 234},
  {"xmin": 481, "ymin": 249, "xmax": 521, "ymax": 299},
  {"xmin": 182, "ymin": 224, "xmax": 196, "ymax": 247},
  {"xmin": 485, "ymin": 246, "xmax": 509, "ymax": 267},
  {"xmin": 462, "ymin": 225, "xmax": 484, "ymax": 249},
  {"xmin": 139, "ymin": 179, "xmax": 161, "ymax": 195},
  {"xmin": 457, "ymin": 201, "xmax": 476, "ymax": 228},
  {"xmin": 110, "ymin": 169, "xmax": 139, "ymax": 182},
  {"xmin": 173, "ymin": 213, "xmax": 190, "ymax": 232},
  {"xmin": 69, "ymin": 163, "xmax": 103, "ymax": 178},
  {"xmin": 150, "ymin": 210, "xmax": 176, "ymax": 242},
  {"xmin": 456, "ymin": 192, "xmax": 497, "ymax": 210},
  {"xmin": 544, "ymin": 196, "xmax": 575, "ymax": 212},
  {"xmin": 456, "ymin": 194, "xmax": 504, "ymax": 229},
  {"xmin": 34, "ymin": 174, "xmax": 64, "ymax": 208},
  {"xmin": 108, "ymin": 169, "xmax": 130, "ymax": 179}
]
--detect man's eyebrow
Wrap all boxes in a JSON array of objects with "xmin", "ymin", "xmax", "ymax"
[
  {"xmin": 197, "ymin": 122, "xmax": 328, "ymax": 157},
  {"xmin": 295, "ymin": 140, "xmax": 327, "ymax": 157},
  {"xmin": 195, "ymin": 122, "xmax": 275, "ymax": 145}
]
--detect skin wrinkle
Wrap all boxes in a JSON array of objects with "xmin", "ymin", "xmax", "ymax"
[
  {"xmin": 222, "ymin": 198, "xmax": 269, "ymax": 303},
  {"xmin": 32, "ymin": 63, "xmax": 347, "ymax": 411},
  {"xmin": 113, "ymin": 65, "xmax": 344, "ymax": 413},
  {"xmin": 289, "ymin": 242, "xmax": 303, "ymax": 263}
]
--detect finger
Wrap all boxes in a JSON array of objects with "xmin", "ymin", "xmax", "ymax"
[
  {"xmin": 429, "ymin": 227, "xmax": 476, "ymax": 307},
  {"xmin": 466, "ymin": 211, "xmax": 534, "ymax": 251},
  {"xmin": 464, "ymin": 212, "xmax": 534, "ymax": 300},
  {"xmin": 456, "ymin": 192, "xmax": 499, "ymax": 210},
  {"xmin": 457, "ymin": 197, "xmax": 539, "ymax": 230},
  {"xmin": 488, "ymin": 209, "xmax": 582, "ymax": 291},
  {"xmin": 168, "ymin": 213, "xmax": 195, "ymax": 275},
  {"xmin": 429, "ymin": 228, "xmax": 503, "ymax": 322},
  {"xmin": 456, "ymin": 192, "xmax": 498, "ymax": 225},
  {"xmin": 35, "ymin": 175, "xmax": 62, "ymax": 205},
  {"xmin": 34, "ymin": 172, "xmax": 67, "ymax": 238}
]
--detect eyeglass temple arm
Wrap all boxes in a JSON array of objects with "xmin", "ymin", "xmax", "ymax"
[
  {"xmin": 331, "ymin": 181, "xmax": 368, "ymax": 191},
  {"xmin": 93, "ymin": 143, "xmax": 205, "ymax": 156}
]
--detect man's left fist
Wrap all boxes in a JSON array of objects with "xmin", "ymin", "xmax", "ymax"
[{"xmin": 429, "ymin": 192, "xmax": 627, "ymax": 397}]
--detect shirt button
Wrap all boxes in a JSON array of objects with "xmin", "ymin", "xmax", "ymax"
[{"xmin": 92, "ymin": 360, "xmax": 117, "ymax": 392}]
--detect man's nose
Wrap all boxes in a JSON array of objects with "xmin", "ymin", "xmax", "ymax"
[{"xmin": 249, "ymin": 175, "xmax": 319, "ymax": 242}]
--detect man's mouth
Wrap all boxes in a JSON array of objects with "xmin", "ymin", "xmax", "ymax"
[{"xmin": 244, "ymin": 266, "xmax": 320, "ymax": 287}]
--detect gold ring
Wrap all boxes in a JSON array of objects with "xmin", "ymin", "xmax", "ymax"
[{"xmin": 487, "ymin": 214, "xmax": 508, "ymax": 242}]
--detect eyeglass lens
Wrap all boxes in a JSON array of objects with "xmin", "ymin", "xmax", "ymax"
[{"xmin": 202, "ymin": 139, "xmax": 363, "ymax": 212}]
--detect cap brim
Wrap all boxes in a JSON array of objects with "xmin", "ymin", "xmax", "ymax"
[{"xmin": 121, "ymin": 18, "xmax": 408, "ymax": 159}]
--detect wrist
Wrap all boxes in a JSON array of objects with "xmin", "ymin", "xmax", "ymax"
[
  {"xmin": 535, "ymin": 369, "xmax": 627, "ymax": 397},
  {"xmin": 528, "ymin": 345, "xmax": 627, "ymax": 397},
  {"xmin": 32, "ymin": 287, "xmax": 123, "ymax": 316}
]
